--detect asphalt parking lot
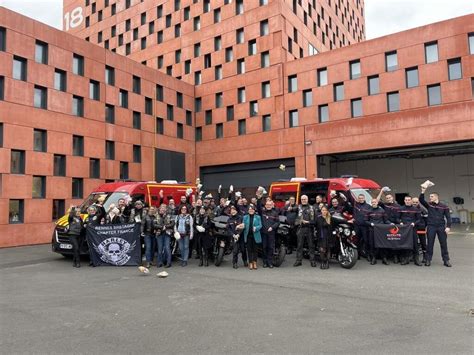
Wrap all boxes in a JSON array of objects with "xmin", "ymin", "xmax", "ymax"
[{"xmin": 1, "ymin": 226, "xmax": 473, "ymax": 355}]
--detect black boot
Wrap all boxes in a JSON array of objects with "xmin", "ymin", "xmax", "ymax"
[
  {"xmin": 76, "ymin": 260, "xmax": 81, "ymax": 268},
  {"xmin": 293, "ymin": 261, "xmax": 302, "ymax": 267},
  {"xmin": 367, "ymin": 255, "xmax": 372, "ymax": 263},
  {"xmin": 382, "ymin": 257, "xmax": 390, "ymax": 265},
  {"xmin": 73, "ymin": 258, "xmax": 77, "ymax": 267},
  {"xmin": 233, "ymin": 263, "xmax": 238, "ymax": 269},
  {"xmin": 393, "ymin": 254, "xmax": 399, "ymax": 264},
  {"xmin": 370, "ymin": 256, "xmax": 377, "ymax": 265},
  {"xmin": 204, "ymin": 259, "xmax": 209, "ymax": 267},
  {"xmin": 422, "ymin": 252, "xmax": 427, "ymax": 264}
]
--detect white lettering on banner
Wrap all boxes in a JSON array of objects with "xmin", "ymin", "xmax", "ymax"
[{"xmin": 64, "ymin": 7, "xmax": 84, "ymax": 31}]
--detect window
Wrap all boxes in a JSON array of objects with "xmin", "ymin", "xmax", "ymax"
[
  {"xmin": 262, "ymin": 114, "xmax": 271, "ymax": 131},
  {"xmin": 351, "ymin": 98, "xmax": 363, "ymax": 117},
  {"xmin": 194, "ymin": 17, "xmax": 201, "ymax": 31},
  {"xmin": 318, "ymin": 104, "xmax": 329, "ymax": 123},
  {"xmin": 120, "ymin": 162, "xmax": 129, "ymax": 179},
  {"xmin": 260, "ymin": 20, "xmax": 269, "ymax": 36},
  {"xmin": 195, "ymin": 71, "xmax": 201, "ymax": 85},
  {"xmin": 72, "ymin": 178, "xmax": 84, "ymax": 199},
  {"xmin": 448, "ymin": 58, "xmax": 462, "ymax": 80},
  {"xmin": 105, "ymin": 66, "xmax": 115, "ymax": 86},
  {"xmin": 469, "ymin": 33, "xmax": 474, "ymax": 55},
  {"xmin": 288, "ymin": 75, "xmax": 297, "ymax": 92},
  {"xmin": 186, "ymin": 111, "xmax": 192, "ymax": 126},
  {"xmin": 133, "ymin": 145, "xmax": 141, "ymax": 163},
  {"xmin": 237, "ymin": 59, "xmax": 245, "ymax": 74},
  {"xmin": 33, "ymin": 129, "xmax": 47, "ymax": 152},
  {"xmin": 214, "ymin": 9, "xmax": 221, "ymax": 23},
  {"xmin": 236, "ymin": 28, "xmax": 244, "ymax": 44},
  {"xmin": 214, "ymin": 36, "xmax": 222, "ymax": 51},
  {"xmin": 34, "ymin": 86, "xmax": 47, "ymax": 109},
  {"xmin": 175, "ymin": 50, "xmax": 181, "ymax": 64},
  {"xmin": 289, "ymin": 110, "xmax": 298, "ymax": 127},
  {"xmin": 184, "ymin": 7, "xmax": 190, "ymax": 20},
  {"xmin": 195, "ymin": 97, "xmax": 202, "ymax": 112},
  {"xmin": 175, "ymin": 0, "xmax": 181, "ymax": 11},
  {"xmin": 89, "ymin": 80, "xmax": 100, "ymax": 100},
  {"xmin": 174, "ymin": 93, "xmax": 182, "ymax": 109},
  {"xmin": 238, "ymin": 119, "xmax": 246, "ymax": 135},
  {"xmin": 105, "ymin": 104, "xmax": 115, "ymax": 124},
  {"xmin": 111, "ymin": 3, "xmax": 116, "ymax": 15},
  {"xmin": 205, "ymin": 110, "xmax": 212, "ymax": 125},
  {"xmin": 106, "ymin": 140, "xmax": 115, "ymax": 160},
  {"xmin": 248, "ymin": 40, "xmax": 257, "ymax": 55},
  {"xmin": 156, "ymin": 84, "xmax": 163, "ymax": 101},
  {"xmin": 350, "ymin": 60, "xmax": 360, "ymax": 79},
  {"xmin": 0, "ymin": 27, "xmax": 6, "ymax": 51},
  {"xmin": 175, "ymin": 25, "xmax": 181, "ymax": 38},
  {"xmin": 157, "ymin": 5, "xmax": 163, "ymax": 18},
  {"xmin": 317, "ymin": 68, "xmax": 327, "ymax": 86},
  {"xmin": 194, "ymin": 43, "xmax": 201, "ymax": 57},
  {"xmin": 72, "ymin": 135, "xmax": 84, "ymax": 156},
  {"xmin": 226, "ymin": 106, "xmax": 234, "ymax": 121},
  {"xmin": 215, "ymin": 92, "xmax": 223, "ymax": 108},
  {"xmin": 203, "ymin": 0, "xmax": 210, "ymax": 12},
  {"xmin": 0, "ymin": 76, "xmax": 4, "ymax": 101},
  {"xmin": 216, "ymin": 123, "xmax": 223, "ymax": 139},
  {"xmin": 204, "ymin": 54, "xmax": 212, "ymax": 69},
  {"xmin": 156, "ymin": 117, "xmax": 164, "ymax": 134},
  {"xmin": 185, "ymin": 60, "xmax": 191, "ymax": 74},
  {"xmin": 387, "ymin": 92, "xmax": 400, "ymax": 112},
  {"xmin": 368, "ymin": 75, "xmax": 379, "ymax": 95},
  {"xmin": 385, "ymin": 51, "xmax": 398, "ymax": 72},
  {"xmin": 166, "ymin": 14, "xmax": 172, "ymax": 28},
  {"xmin": 236, "ymin": 0, "xmax": 244, "ymax": 15},
  {"xmin": 237, "ymin": 87, "xmax": 246, "ymax": 103},
  {"xmin": 72, "ymin": 95, "xmax": 84, "ymax": 117},
  {"xmin": 166, "ymin": 104, "xmax": 173, "ymax": 121},
  {"xmin": 13, "ymin": 56, "xmax": 27, "ymax": 81},
  {"xmin": 133, "ymin": 111, "xmax": 141, "ymax": 129},
  {"xmin": 52, "ymin": 200, "xmax": 65, "ymax": 221},
  {"xmin": 303, "ymin": 89, "xmax": 312, "ymax": 107},
  {"xmin": 177, "ymin": 123, "xmax": 184, "ymax": 139},
  {"xmin": 0, "ymin": 122, "xmax": 3, "ymax": 146},
  {"xmin": 32, "ymin": 176, "xmax": 46, "ymax": 198},
  {"xmin": 11, "ymin": 150, "xmax": 25, "ymax": 174},
  {"xmin": 250, "ymin": 101, "xmax": 258, "ymax": 117},
  {"xmin": 333, "ymin": 82, "xmax": 344, "ymax": 101},
  {"xmin": 261, "ymin": 51, "xmax": 270, "ymax": 68},
  {"xmin": 405, "ymin": 67, "xmax": 419, "ymax": 88},
  {"xmin": 125, "ymin": 19, "xmax": 131, "ymax": 31},
  {"xmin": 225, "ymin": 47, "xmax": 233, "ymax": 62},
  {"xmin": 195, "ymin": 127, "xmax": 202, "ymax": 142},
  {"xmin": 425, "ymin": 42, "xmax": 438, "ymax": 64},
  {"xmin": 119, "ymin": 89, "xmax": 128, "ymax": 108},
  {"xmin": 133, "ymin": 76, "xmax": 141, "ymax": 94},
  {"xmin": 88, "ymin": 158, "xmax": 100, "ymax": 179},
  {"xmin": 262, "ymin": 81, "xmax": 270, "ymax": 98},
  {"xmin": 53, "ymin": 154, "xmax": 66, "ymax": 176},
  {"xmin": 35, "ymin": 41, "xmax": 48, "ymax": 64},
  {"xmin": 157, "ymin": 31, "xmax": 163, "ymax": 44},
  {"xmin": 72, "ymin": 54, "xmax": 84, "ymax": 76},
  {"xmin": 54, "ymin": 69, "xmax": 67, "ymax": 91},
  {"xmin": 9, "ymin": 200, "xmax": 24, "ymax": 224},
  {"xmin": 427, "ymin": 84, "xmax": 441, "ymax": 106},
  {"xmin": 145, "ymin": 97, "xmax": 153, "ymax": 115}
]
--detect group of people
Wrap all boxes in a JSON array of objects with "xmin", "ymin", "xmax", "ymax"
[{"xmin": 67, "ymin": 182, "xmax": 452, "ymax": 270}]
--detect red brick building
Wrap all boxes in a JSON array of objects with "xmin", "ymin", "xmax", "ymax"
[{"xmin": 0, "ymin": 1, "xmax": 473, "ymax": 247}]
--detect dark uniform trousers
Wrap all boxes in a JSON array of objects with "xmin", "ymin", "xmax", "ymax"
[
  {"xmin": 354, "ymin": 224, "xmax": 368, "ymax": 255},
  {"xmin": 232, "ymin": 235, "xmax": 248, "ymax": 264},
  {"xmin": 426, "ymin": 225, "xmax": 450, "ymax": 262},
  {"xmin": 296, "ymin": 226, "xmax": 315, "ymax": 262},
  {"xmin": 261, "ymin": 232, "xmax": 275, "ymax": 266}
]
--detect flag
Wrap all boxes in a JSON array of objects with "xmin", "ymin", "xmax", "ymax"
[
  {"xmin": 373, "ymin": 224, "xmax": 414, "ymax": 249},
  {"xmin": 86, "ymin": 223, "xmax": 141, "ymax": 266}
]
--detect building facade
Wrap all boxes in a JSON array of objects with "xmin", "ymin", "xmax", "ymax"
[{"xmin": 0, "ymin": 1, "xmax": 473, "ymax": 247}]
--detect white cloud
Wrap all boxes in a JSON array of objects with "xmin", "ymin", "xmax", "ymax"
[
  {"xmin": 365, "ymin": 0, "xmax": 474, "ymax": 39},
  {"xmin": 0, "ymin": 0, "xmax": 63, "ymax": 29}
]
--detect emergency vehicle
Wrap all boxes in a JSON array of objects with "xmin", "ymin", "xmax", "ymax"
[{"xmin": 52, "ymin": 180, "xmax": 195, "ymax": 256}]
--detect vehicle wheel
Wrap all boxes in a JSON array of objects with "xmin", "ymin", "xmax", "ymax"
[
  {"xmin": 272, "ymin": 246, "xmax": 287, "ymax": 267},
  {"xmin": 61, "ymin": 254, "xmax": 73, "ymax": 259},
  {"xmin": 339, "ymin": 246, "xmax": 358, "ymax": 269},
  {"xmin": 215, "ymin": 247, "xmax": 225, "ymax": 266}
]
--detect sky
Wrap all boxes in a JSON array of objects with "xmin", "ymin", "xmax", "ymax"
[{"xmin": 0, "ymin": 0, "xmax": 472, "ymax": 39}]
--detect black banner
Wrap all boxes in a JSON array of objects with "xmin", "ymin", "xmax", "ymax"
[
  {"xmin": 373, "ymin": 224, "xmax": 414, "ymax": 249},
  {"xmin": 86, "ymin": 223, "xmax": 141, "ymax": 266}
]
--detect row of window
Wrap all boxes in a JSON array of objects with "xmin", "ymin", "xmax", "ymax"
[
  {"xmin": 288, "ymin": 56, "xmax": 465, "ymax": 95},
  {"xmin": 9, "ymin": 198, "xmax": 67, "ymax": 223}
]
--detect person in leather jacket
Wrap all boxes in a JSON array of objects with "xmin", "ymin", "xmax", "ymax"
[
  {"xmin": 260, "ymin": 200, "xmax": 280, "ymax": 268},
  {"xmin": 142, "ymin": 206, "xmax": 157, "ymax": 268},
  {"xmin": 294, "ymin": 195, "xmax": 317, "ymax": 267},
  {"xmin": 68, "ymin": 207, "xmax": 83, "ymax": 268}
]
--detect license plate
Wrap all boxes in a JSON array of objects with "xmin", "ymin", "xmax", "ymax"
[{"xmin": 60, "ymin": 243, "xmax": 73, "ymax": 249}]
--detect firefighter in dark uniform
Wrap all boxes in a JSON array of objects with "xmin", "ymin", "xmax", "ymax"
[
  {"xmin": 412, "ymin": 197, "xmax": 428, "ymax": 263},
  {"xmin": 365, "ymin": 199, "xmax": 390, "ymax": 265},
  {"xmin": 351, "ymin": 194, "xmax": 371, "ymax": 259},
  {"xmin": 377, "ymin": 193, "xmax": 401, "ymax": 263},
  {"xmin": 283, "ymin": 196, "xmax": 298, "ymax": 254},
  {"xmin": 294, "ymin": 195, "xmax": 317, "ymax": 267},
  {"xmin": 419, "ymin": 187, "xmax": 452, "ymax": 267},
  {"xmin": 260, "ymin": 200, "xmax": 280, "ymax": 268},
  {"xmin": 227, "ymin": 205, "xmax": 247, "ymax": 269},
  {"xmin": 399, "ymin": 195, "xmax": 422, "ymax": 266}
]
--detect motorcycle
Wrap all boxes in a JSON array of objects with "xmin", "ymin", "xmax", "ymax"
[
  {"xmin": 331, "ymin": 214, "xmax": 358, "ymax": 269},
  {"xmin": 211, "ymin": 215, "xmax": 233, "ymax": 266},
  {"xmin": 271, "ymin": 215, "xmax": 290, "ymax": 267}
]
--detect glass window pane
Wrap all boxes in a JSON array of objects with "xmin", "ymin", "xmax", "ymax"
[
  {"xmin": 387, "ymin": 92, "xmax": 399, "ymax": 112},
  {"xmin": 351, "ymin": 99, "xmax": 363, "ymax": 117},
  {"xmin": 428, "ymin": 85, "xmax": 441, "ymax": 106},
  {"xmin": 317, "ymin": 68, "xmax": 327, "ymax": 86},
  {"xmin": 448, "ymin": 58, "xmax": 462, "ymax": 80},
  {"xmin": 319, "ymin": 105, "xmax": 329, "ymax": 123},
  {"xmin": 406, "ymin": 67, "xmax": 419, "ymax": 88},
  {"xmin": 289, "ymin": 110, "xmax": 298, "ymax": 127},
  {"xmin": 385, "ymin": 51, "xmax": 397, "ymax": 71},
  {"xmin": 350, "ymin": 60, "xmax": 360, "ymax": 79},
  {"xmin": 368, "ymin": 76, "xmax": 379, "ymax": 95},
  {"xmin": 334, "ymin": 83, "xmax": 344, "ymax": 101},
  {"xmin": 425, "ymin": 42, "xmax": 438, "ymax": 63}
]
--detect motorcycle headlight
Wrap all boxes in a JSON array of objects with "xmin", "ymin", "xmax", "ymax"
[
  {"xmin": 338, "ymin": 227, "xmax": 343, "ymax": 233},
  {"xmin": 344, "ymin": 228, "xmax": 351, "ymax": 237}
]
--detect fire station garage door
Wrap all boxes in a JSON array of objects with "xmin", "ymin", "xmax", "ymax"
[
  {"xmin": 200, "ymin": 159, "xmax": 295, "ymax": 196},
  {"xmin": 317, "ymin": 141, "xmax": 474, "ymax": 222}
]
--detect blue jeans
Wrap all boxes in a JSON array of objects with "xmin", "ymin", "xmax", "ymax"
[
  {"xmin": 156, "ymin": 234, "xmax": 171, "ymax": 266},
  {"xmin": 144, "ymin": 234, "xmax": 156, "ymax": 263},
  {"xmin": 178, "ymin": 235, "xmax": 190, "ymax": 262}
]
